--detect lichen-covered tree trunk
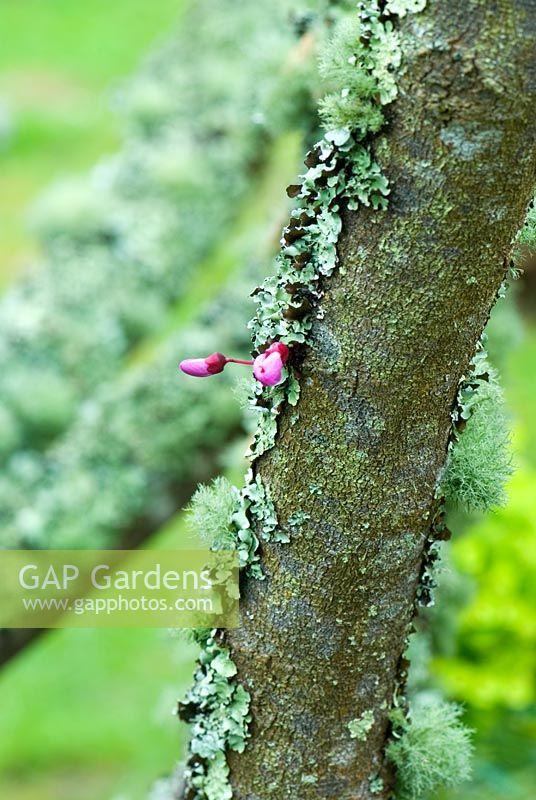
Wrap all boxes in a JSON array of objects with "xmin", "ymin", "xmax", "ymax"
[{"xmin": 225, "ymin": 2, "xmax": 536, "ymax": 798}]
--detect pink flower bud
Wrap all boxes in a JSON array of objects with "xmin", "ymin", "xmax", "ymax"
[
  {"xmin": 179, "ymin": 352, "xmax": 227, "ymax": 377},
  {"xmin": 253, "ymin": 342, "xmax": 289, "ymax": 387}
]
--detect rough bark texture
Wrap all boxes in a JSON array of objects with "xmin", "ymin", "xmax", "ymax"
[{"xmin": 226, "ymin": 2, "xmax": 536, "ymax": 798}]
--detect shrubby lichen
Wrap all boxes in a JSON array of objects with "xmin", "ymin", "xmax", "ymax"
[
  {"xmin": 188, "ymin": 478, "xmax": 239, "ymax": 551},
  {"xmin": 387, "ymin": 695, "xmax": 473, "ymax": 800},
  {"xmin": 319, "ymin": 16, "xmax": 385, "ymax": 132},
  {"xmin": 440, "ymin": 349, "xmax": 513, "ymax": 512}
]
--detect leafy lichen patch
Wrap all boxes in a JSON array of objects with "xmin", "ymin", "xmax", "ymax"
[{"xmin": 348, "ymin": 709, "xmax": 375, "ymax": 741}]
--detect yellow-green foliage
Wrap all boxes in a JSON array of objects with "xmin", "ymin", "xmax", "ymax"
[
  {"xmin": 434, "ymin": 470, "xmax": 536, "ymax": 708},
  {"xmin": 440, "ymin": 356, "xmax": 513, "ymax": 512},
  {"xmin": 387, "ymin": 695, "xmax": 473, "ymax": 800}
]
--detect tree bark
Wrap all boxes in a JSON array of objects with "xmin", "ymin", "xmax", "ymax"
[{"xmin": 225, "ymin": 2, "xmax": 536, "ymax": 798}]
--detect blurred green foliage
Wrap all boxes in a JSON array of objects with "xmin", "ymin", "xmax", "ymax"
[
  {"xmin": 0, "ymin": 2, "xmax": 305, "ymax": 792},
  {"xmin": 0, "ymin": 0, "xmax": 317, "ymax": 560},
  {"xmin": 0, "ymin": 0, "xmax": 300, "ymax": 464},
  {"xmin": 436, "ymin": 469, "xmax": 536, "ymax": 710},
  {"xmin": 0, "ymin": 0, "xmax": 187, "ymax": 284},
  {"xmin": 0, "ymin": 134, "xmax": 300, "ymax": 550}
]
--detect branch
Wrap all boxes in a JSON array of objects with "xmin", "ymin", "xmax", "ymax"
[{"xmin": 225, "ymin": 1, "xmax": 536, "ymax": 797}]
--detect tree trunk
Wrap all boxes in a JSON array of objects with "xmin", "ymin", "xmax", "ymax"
[{"xmin": 226, "ymin": 2, "xmax": 536, "ymax": 798}]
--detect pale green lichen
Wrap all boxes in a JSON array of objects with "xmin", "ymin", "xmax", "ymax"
[
  {"xmin": 348, "ymin": 709, "xmax": 374, "ymax": 740},
  {"xmin": 233, "ymin": 470, "xmax": 289, "ymax": 578},
  {"xmin": 385, "ymin": 0, "xmax": 427, "ymax": 18},
  {"xmin": 288, "ymin": 509, "xmax": 311, "ymax": 527},
  {"xmin": 440, "ymin": 348, "xmax": 513, "ymax": 512},
  {"xmin": 386, "ymin": 696, "xmax": 473, "ymax": 800},
  {"xmin": 369, "ymin": 774, "xmax": 384, "ymax": 795},
  {"xmin": 319, "ymin": 1, "xmax": 426, "ymax": 130},
  {"xmin": 179, "ymin": 631, "xmax": 251, "ymax": 800},
  {"xmin": 318, "ymin": 16, "xmax": 385, "ymax": 132}
]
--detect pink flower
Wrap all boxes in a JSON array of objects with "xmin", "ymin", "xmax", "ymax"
[
  {"xmin": 179, "ymin": 342, "xmax": 289, "ymax": 387},
  {"xmin": 253, "ymin": 342, "xmax": 289, "ymax": 387}
]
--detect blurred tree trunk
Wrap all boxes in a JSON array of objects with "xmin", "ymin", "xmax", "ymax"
[{"xmin": 225, "ymin": 2, "xmax": 536, "ymax": 798}]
